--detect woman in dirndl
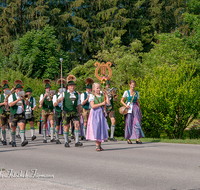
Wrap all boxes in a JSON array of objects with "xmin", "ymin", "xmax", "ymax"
[
  {"xmin": 120, "ymin": 80, "xmax": 144, "ymax": 144},
  {"xmin": 86, "ymin": 83, "xmax": 110, "ymax": 151}
]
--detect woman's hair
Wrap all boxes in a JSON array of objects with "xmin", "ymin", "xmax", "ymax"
[
  {"xmin": 129, "ymin": 80, "xmax": 136, "ymax": 84},
  {"xmin": 92, "ymin": 83, "xmax": 101, "ymax": 93}
]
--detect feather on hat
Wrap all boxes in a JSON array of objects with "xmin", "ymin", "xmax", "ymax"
[
  {"xmin": 85, "ymin": 78, "xmax": 94, "ymax": 85},
  {"xmin": 43, "ymin": 79, "xmax": 51, "ymax": 84},
  {"xmin": 67, "ymin": 75, "xmax": 76, "ymax": 83},
  {"xmin": 14, "ymin": 79, "xmax": 23, "ymax": 85},
  {"xmin": 57, "ymin": 78, "xmax": 66, "ymax": 85},
  {"xmin": 1, "ymin": 80, "xmax": 9, "ymax": 85}
]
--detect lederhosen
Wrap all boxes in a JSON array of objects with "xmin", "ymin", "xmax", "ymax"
[
  {"xmin": 10, "ymin": 93, "xmax": 25, "ymax": 127},
  {"xmin": 54, "ymin": 94, "xmax": 62, "ymax": 126},
  {"xmin": 24, "ymin": 96, "xmax": 35, "ymax": 123},
  {"xmin": 0, "ymin": 94, "xmax": 10, "ymax": 126},
  {"xmin": 82, "ymin": 92, "xmax": 90, "ymax": 123},
  {"xmin": 106, "ymin": 96, "xmax": 115, "ymax": 118},
  {"xmin": 41, "ymin": 94, "xmax": 54, "ymax": 123},
  {"xmin": 62, "ymin": 91, "xmax": 79, "ymax": 125}
]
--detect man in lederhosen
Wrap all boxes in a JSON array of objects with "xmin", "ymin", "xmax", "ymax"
[
  {"xmin": 106, "ymin": 80, "xmax": 117, "ymax": 141},
  {"xmin": 81, "ymin": 78, "xmax": 94, "ymax": 140},
  {"xmin": 53, "ymin": 79, "xmax": 66, "ymax": 144},
  {"xmin": 8, "ymin": 80, "xmax": 28, "ymax": 147},
  {"xmin": 57, "ymin": 75, "xmax": 82, "ymax": 148},
  {"xmin": 24, "ymin": 87, "xmax": 37, "ymax": 141},
  {"xmin": 0, "ymin": 80, "xmax": 10, "ymax": 145},
  {"xmin": 39, "ymin": 79, "xmax": 54, "ymax": 143}
]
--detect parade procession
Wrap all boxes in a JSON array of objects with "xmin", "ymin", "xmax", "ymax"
[{"xmin": 0, "ymin": 61, "xmax": 144, "ymax": 151}]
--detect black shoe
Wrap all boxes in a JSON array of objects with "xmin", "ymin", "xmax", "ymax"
[
  {"xmin": 31, "ymin": 135, "xmax": 37, "ymax": 141},
  {"xmin": 9, "ymin": 141, "xmax": 13, "ymax": 145},
  {"xmin": 16, "ymin": 135, "xmax": 21, "ymax": 138},
  {"xmin": 71, "ymin": 136, "xmax": 74, "ymax": 140},
  {"xmin": 104, "ymin": 140, "xmax": 108, "ymax": 142},
  {"xmin": 56, "ymin": 140, "xmax": 61, "ymax": 144},
  {"xmin": 50, "ymin": 138, "xmax": 56, "ymax": 143},
  {"xmin": 110, "ymin": 138, "xmax": 117, "ymax": 142},
  {"xmin": 2, "ymin": 140, "xmax": 7, "ymax": 145},
  {"xmin": 21, "ymin": 140, "xmax": 28, "ymax": 147},
  {"xmin": 127, "ymin": 140, "xmax": 132, "ymax": 144},
  {"xmin": 43, "ymin": 140, "xmax": 47, "ymax": 143},
  {"xmin": 81, "ymin": 136, "xmax": 87, "ymax": 141},
  {"xmin": 64, "ymin": 142, "xmax": 70, "ymax": 147},
  {"xmin": 12, "ymin": 142, "xmax": 17, "ymax": 147},
  {"xmin": 68, "ymin": 139, "xmax": 71, "ymax": 143},
  {"xmin": 136, "ymin": 140, "xmax": 142, "ymax": 144},
  {"xmin": 75, "ymin": 142, "xmax": 83, "ymax": 147}
]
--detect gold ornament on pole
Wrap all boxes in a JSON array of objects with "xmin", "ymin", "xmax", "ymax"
[{"xmin": 94, "ymin": 62, "xmax": 112, "ymax": 110}]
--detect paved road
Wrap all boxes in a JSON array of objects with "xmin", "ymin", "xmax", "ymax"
[{"xmin": 0, "ymin": 130, "xmax": 200, "ymax": 190}]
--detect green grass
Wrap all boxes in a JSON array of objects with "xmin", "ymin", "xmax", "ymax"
[
  {"xmin": 113, "ymin": 136, "xmax": 200, "ymax": 144},
  {"xmin": 114, "ymin": 130, "xmax": 200, "ymax": 144},
  {"xmin": 25, "ymin": 123, "xmax": 39, "ymax": 130}
]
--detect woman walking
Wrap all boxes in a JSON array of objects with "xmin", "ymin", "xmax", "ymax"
[{"xmin": 120, "ymin": 80, "xmax": 144, "ymax": 144}]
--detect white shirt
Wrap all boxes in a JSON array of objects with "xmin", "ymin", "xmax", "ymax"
[
  {"xmin": 39, "ymin": 94, "xmax": 45, "ymax": 103},
  {"xmin": 25, "ymin": 97, "xmax": 36, "ymax": 112},
  {"xmin": 122, "ymin": 90, "xmax": 139, "ymax": 99},
  {"xmin": 81, "ymin": 91, "xmax": 92, "ymax": 109},
  {"xmin": 8, "ymin": 92, "xmax": 23, "ymax": 114},
  {"xmin": 91, "ymin": 93, "xmax": 110, "ymax": 106},
  {"xmin": 122, "ymin": 90, "xmax": 139, "ymax": 114},
  {"xmin": 39, "ymin": 93, "xmax": 53, "ymax": 108},
  {"xmin": 58, "ymin": 90, "xmax": 81, "ymax": 105},
  {"xmin": 53, "ymin": 93, "xmax": 63, "ymax": 110}
]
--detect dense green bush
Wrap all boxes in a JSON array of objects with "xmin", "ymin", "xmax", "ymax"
[{"xmin": 139, "ymin": 61, "xmax": 200, "ymax": 139}]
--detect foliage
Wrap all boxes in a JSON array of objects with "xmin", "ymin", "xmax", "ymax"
[
  {"xmin": 70, "ymin": 37, "xmax": 143, "ymax": 92},
  {"xmin": 0, "ymin": 0, "xmax": 190, "ymax": 63},
  {"xmin": 180, "ymin": 13, "xmax": 200, "ymax": 53},
  {"xmin": 189, "ymin": 121, "xmax": 200, "ymax": 139},
  {"xmin": 142, "ymin": 32, "xmax": 200, "ymax": 75},
  {"xmin": 138, "ymin": 61, "xmax": 200, "ymax": 139},
  {"xmin": 2, "ymin": 25, "xmax": 70, "ymax": 80}
]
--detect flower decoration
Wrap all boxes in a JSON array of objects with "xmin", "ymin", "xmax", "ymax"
[{"xmin": 101, "ymin": 74, "xmax": 108, "ymax": 90}]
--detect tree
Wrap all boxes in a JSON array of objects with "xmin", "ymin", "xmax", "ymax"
[
  {"xmin": 141, "ymin": 32, "xmax": 200, "ymax": 75},
  {"xmin": 5, "ymin": 25, "xmax": 70, "ymax": 79}
]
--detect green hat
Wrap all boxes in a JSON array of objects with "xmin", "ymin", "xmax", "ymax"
[
  {"xmin": 3, "ymin": 84, "xmax": 9, "ymax": 89},
  {"xmin": 59, "ymin": 84, "xmax": 65, "ymax": 89},
  {"xmin": 67, "ymin": 81, "xmax": 76, "ymax": 86},
  {"xmin": 106, "ymin": 80, "xmax": 111, "ymax": 85},
  {"xmin": 45, "ymin": 83, "xmax": 51, "ymax": 89},
  {"xmin": 26, "ymin": 87, "xmax": 32, "ymax": 92},
  {"xmin": 86, "ymin": 84, "xmax": 92, "ymax": 89},
  {"xmin": 15, "ymin": 84, "xmax": 23, "ymax": 89}
]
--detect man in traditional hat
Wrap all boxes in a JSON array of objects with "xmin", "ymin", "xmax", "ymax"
[
  {"xmin": 81, "ymin": 78, "xmax": 94, "ymax": 140},
  {"xmin": 24, "ymin": 87, "xmax": 37, "ymax": 141},
  {"xmin": 39, "ymin": 79, "xmax": 55, "ymax": 143},
  {"xmin": 106, "ymin": 80, "xmax": 117, "ymax": 141},
  {"xmin": 57, "ymin": 75, "xmax": 83, "ymax": 147},
  {"xmin": 0, "ymin": 81, "xmax": 10, "ymax": 145},
  {"xmin": 8, "ymin": 80, "xmax": 28, "ymax": 147},
  {"xmin": 53, "ymin": 79, "xmax": 66, "ymax": 144}
]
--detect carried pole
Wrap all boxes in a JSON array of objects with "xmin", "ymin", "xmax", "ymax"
[{"xmin": 60, "ymin": 58, "xmax": 63, "ymax": 109}]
